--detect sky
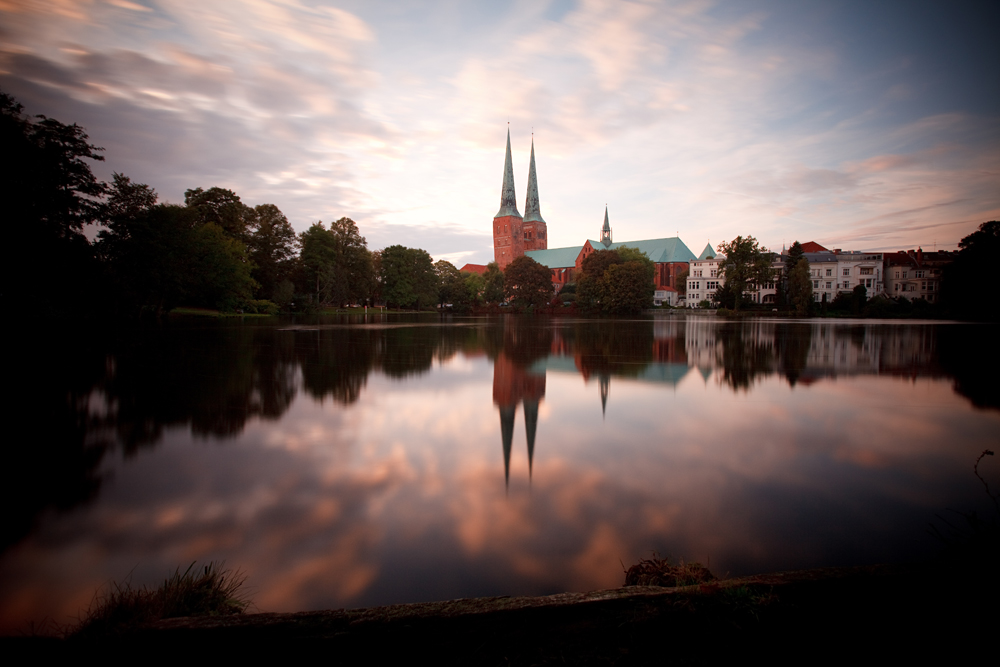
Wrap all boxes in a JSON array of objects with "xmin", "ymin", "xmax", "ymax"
[{"xmin": 1, "ymin": 0, "xmax": 998, "ymax": 266}]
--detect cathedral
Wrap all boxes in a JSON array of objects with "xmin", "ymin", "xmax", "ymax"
[{"xmin": 489, "ymin": 130, "xmax": 696, "ymax": 293}]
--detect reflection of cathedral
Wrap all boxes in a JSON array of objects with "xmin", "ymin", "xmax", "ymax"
[{"xmin": 492, "ymin": 352, "xmax": 545, "ymax": 487}]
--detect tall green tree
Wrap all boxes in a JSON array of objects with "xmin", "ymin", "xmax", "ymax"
[
  {"xmin": 576, "ymin": 249, "xmax": 621, "ymax": 311},
  {"xmin": 717, "ymin": 235, "xmax": 773, "ymax": 312},
  {"xmin": 942, "ymin": 221, "xmax": 1000, "ymax": 321},
  {"xmin": 483, "ymin": 262, "xmax": 505, "ymax": 305},
  {"xmin": 435, "ymin": 260, "xmax": 469, "ymax": 309},
  {"xmin": 247, "ymin": 203, "xmax": 298, "ymax": 300},
  {"xmin": 575, "ymin": 247, "xmax": 654, "ymax": 315},
  {"xmin": 789, "ymin": 257, "xmax": 813, "ymax": 317},
  {"xmin": 299, "ymin": 218, "xmax": 373, "ymax": 307},
  {"xmin": 504, "ymin": 255, "xmax": 553, "ymax": 309},
  {"xmin": 380, "ymin": 245, "xmax": 438, "ymax": 309},
  {"xmin": 2, "ymin": 90, "xmax": 107, "ymax": 315},
  {"xmin": 605, "ymin": 246, "xmax": 655, "ymax": 315},
  {"xmin": 184, "ymin": 187, "xmax": 251, "ymax": 241}
]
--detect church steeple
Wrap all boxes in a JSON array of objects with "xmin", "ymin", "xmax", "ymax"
[
  {"xmin": 495, "ymin": 128, "xmax": 521, "ymax": 219},
  {"xmin": 600, "ymin": 206, "xmax": 612, "ymax": 247},
  {"xmin": 523, "ymin": 138, "xmax": 545, "ymax": 223}
]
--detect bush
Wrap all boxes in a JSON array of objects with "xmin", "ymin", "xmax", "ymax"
[
  {"xmin": 244, "ymin": 299, "xmax": 279, "ymax": 315},
  {"xmin": 72, "ymin": 562, "xmax": 249, "ymax": 640}
]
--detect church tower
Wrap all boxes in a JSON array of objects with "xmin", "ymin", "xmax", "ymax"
[
  {"xmin": 522, "ymin": 137, "xmax": 548, "ymax": 252},
  {"xmin": 600, "ymin": 206, "xmax": 612, "ymax": 247},
  {"xmin": 493, "ymin": 129, "xmax": 524, "ymax": 270}
]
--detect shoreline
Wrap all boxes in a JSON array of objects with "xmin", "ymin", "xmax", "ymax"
[{"xmin": 13, "ymin": 562, "xmax": 995, "ymax": 661}]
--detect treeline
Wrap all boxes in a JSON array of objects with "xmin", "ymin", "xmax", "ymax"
[{"xmin": 0, "ymin": 90, "xmax": 561, "ymax": 318}]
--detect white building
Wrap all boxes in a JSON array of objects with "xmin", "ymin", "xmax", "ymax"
[{"xmin": 687, "ymin": 244, "xmax": 723, "ymax": 307}]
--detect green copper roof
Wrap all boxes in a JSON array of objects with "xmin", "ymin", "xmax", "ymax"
[
  {"xmin": 523, "ymin": 138, "xmax": 545, "ymax": 224},
  {"xmin": 698, "ymin": 243, "xmax": 716, "ymax": 260},
  {"xmin": 584, "ymin": 237, "xmax": 697, "ymax": 264},
  {"xmin": 525, "ymin": 245, "xmax": 584, "ymax": 268},
  {"xmin": 495, "ymin": 128, "xmax": 522, "ymax": 219}
]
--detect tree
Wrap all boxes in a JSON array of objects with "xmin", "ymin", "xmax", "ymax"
[
  {"xmin": 247, "ymin": 203, "xmax": 298, "ymax": 300},
  {"xmin": 299, "ymin": 218, "xmax": 373, "ymax": 307},
  {"xmin": 942, "ymin": 221, "xmax": 1000, "ymax": 321},
  {"xmin": 576, "ymin": 249, "xmax": 622, "ymax": 311},
  {"xmin": 380, "ymin": 245, "xmax": 438, "ymax": 309},
  {"xmin": 504, "ymin": 256, "xmax": 553, "ymax": 309},
  {"xmin": 327, "ymin": 217, "xmax": 374, "ymax": 306},
  {"xmin": 576, "ymin": 247, "xmax": 654, "ymax": 315},
  {"xmin": 188, "ymin": 221, "xmax": 257, "ymax": 312},
  {"xmin": 789, "ymin": 257, "xmax": 813, "ymax": 317},
  {"xmin": 2, "ymin": 90, "xmax": 107, "ymax": 314},
  {"xmin": 716, "ymin": 235, "xmax": 773, "ymax": 312},
  {"xmin": 605, "ymin": 246, "xmax": 655, "ymax": 315},
  {"xmin": 781, "ymin": 241, "xmax": 805, "ymax": 309},
  {"xmin": 184, "ymin": 187, "xmax": 251, "ymax": 241},
  {"xmin": 483, "ymin": 262, "xmax": 505, "ymax": 305}
]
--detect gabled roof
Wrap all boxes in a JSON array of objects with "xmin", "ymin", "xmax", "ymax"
[
  {"xmin": 698, "ymin": 243, "xmax": 716, "ymax": 260},
  {"xmin": 525, "ymin": 246, "xmax": 584, "ymax": 269},
  {"xmin": 584, "ymin": 237, "xmax": 697, "ymax": 264},
  {"xmin": 800, "ymin": 241, "xmax": 828, "ymax": 253},
  {"xmin": 460, "ymin": 263, "xmax": 488, "ymax": 275}
]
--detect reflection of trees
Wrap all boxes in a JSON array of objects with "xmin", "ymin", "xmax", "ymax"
[
  {"xmin": 297, "ymin": 328, "xmax": 376, "ymax": 403},
  {"xmin": 106, "ymin": 326, "xmax": 299, "ymax": 451},
  {"xmin": 938, "ymin": 324, "xmax": 1000, "ymax": 410},
  {"xmin": 565, "ymin": 321, "xmax": 654, "ymax": 380},
  {"xmin": 3, "ymin": 333, "xmax": 112, "ymax": 552},
  {"xmin": 773, "ymin": 323, "xmax": 812, "ymax": 387},
  {"xmin": 713, "ymin": 322, "xmax": 774, "ymax": 391}
]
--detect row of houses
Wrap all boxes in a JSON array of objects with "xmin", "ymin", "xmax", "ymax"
[{"xmin": 681, "ymin": 241, "xmax": 954, "ymax": 308}]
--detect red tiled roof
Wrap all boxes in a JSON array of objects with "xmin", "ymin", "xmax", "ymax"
[
  {"xmin": 460, "ymin": 263, "xmax": 488, "ymax": 275},
  {"xmin": 800, "ymin": 241, "xmax": 828, "ymax": 253}
]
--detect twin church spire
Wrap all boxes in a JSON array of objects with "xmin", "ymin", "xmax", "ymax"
[
  {"xmin": 494, "ymin": 129, "xmax": 545, "ymax": 223},
  {"xmin": 492, "ymin": 129, "xmax": 549, "ymax": 268}
]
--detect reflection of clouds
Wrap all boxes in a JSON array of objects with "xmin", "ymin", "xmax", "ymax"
[{"xmin": 4, "ymin": 346, "xmax": 1000, "ymax": 633}]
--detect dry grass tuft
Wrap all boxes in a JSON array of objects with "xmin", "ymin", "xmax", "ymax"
[
  {"xmin": 623, "ymin": 555, "xmax": 716, "ymax": 587},
  {"xmin": 72, "ymin": 562, "xmax": 249, "ymax": 640}
]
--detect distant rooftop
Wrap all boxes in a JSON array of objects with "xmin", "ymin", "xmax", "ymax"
[
  {"xmin": 524, "ymin": 246, "xmax": 584, "ymax": 269},
  {"xmin": 584, "ymin": 237, "xmax": 697, "ymax": 264},
  {"xmin": 460, "ymin": 263, "xmax": 488, "ymax": 275}
]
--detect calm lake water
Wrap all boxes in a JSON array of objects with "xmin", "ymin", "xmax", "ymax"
[{"xmin": 3, "ymin": 315, "xmax": 999, "ymax": 632}]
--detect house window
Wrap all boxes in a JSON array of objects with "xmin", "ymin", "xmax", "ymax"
[
  {"xmin": 826, "ymin": 269, "xmax": 833, "ymax": 277},
  {"xmin": 843, "ymin": 282, "xmax": 850, "ymax": 289},
  {"xmin": 894, "ymin": 271, "xmax": 899, "ymax": 278},
  {"xmin": 928, "ymin": 282, "xmax": 935, "ymax": 292},
  {"xmin": 710, "ymin": 270, "xmax": 716, "ymax": 278},
  {"xmin": 813, "ymin": 280, "xmax": 819, "ymax": 288},
  {"xmin": 844, "ymin": 268, "xmax": 851, "ymax": 276},
  {"xmin": 915, "ymin": 271, "xmax": 924, "ymax": 278},
  {"xmin": 826, "ymin": 282, "xmax": 832, "ymax": 289},
  {"xmin": 860, "ymin": 268, "xmax": 873, "ymax": 275}
]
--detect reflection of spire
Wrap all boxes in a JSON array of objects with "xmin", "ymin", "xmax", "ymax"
[
  {"xmin": 500, "ymin": 404, "xmax": 516, "ymax": 490},
  {"xmin": 523, "ymin": 399, "xmax": 539, "ymax": 480},
  {"xmin": 599, "ymin": 374, "xmax": 610, "ymax": 417}
]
